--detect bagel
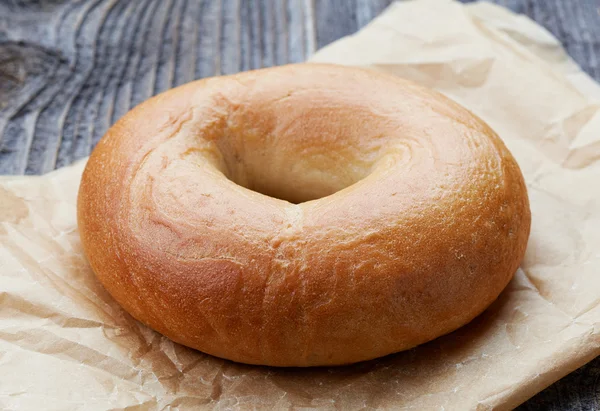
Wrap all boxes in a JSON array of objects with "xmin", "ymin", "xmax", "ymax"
[{"xmin": 77, "ymin": 64, "xmax": 530, "ymax": 367}]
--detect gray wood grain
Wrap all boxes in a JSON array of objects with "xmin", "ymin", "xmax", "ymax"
[{"xmin": 1, "ymin": 0, "xmax": 599, "ymax": 409}]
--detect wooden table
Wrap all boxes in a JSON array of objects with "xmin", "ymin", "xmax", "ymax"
[{"xmin": 1, "ymin": 1, "xmax": 598, "ymax": 409}]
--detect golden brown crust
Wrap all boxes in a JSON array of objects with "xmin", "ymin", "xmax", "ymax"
[{"xmin": 77, "ymin": 64, "xmax": 531, "ymax": 367}]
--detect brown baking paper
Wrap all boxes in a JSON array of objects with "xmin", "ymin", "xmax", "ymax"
[{"xmin": 1, "ymin": 0, "xmax": 599, "ymax": 409}]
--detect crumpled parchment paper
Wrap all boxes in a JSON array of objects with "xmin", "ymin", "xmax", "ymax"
[{"xmin": 1, "ymin": 0, "xmax": 599, "ymax": 409}]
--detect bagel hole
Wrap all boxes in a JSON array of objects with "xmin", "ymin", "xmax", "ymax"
[
  {"xmin": 207, "ymin": 83, "xmax": 391, "ymax": 204},
  {"xmin": 217, "ymin": 147, "xmax": 374, "ymax": 204}
]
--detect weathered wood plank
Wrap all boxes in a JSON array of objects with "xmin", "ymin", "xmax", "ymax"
[
  {"xmin": 0, "ymin": 1, "xmax": 599, "ymax": 409},
  {"xmin": 314, "ymin": 0, "xmax": 358, "ymax": 49}
]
